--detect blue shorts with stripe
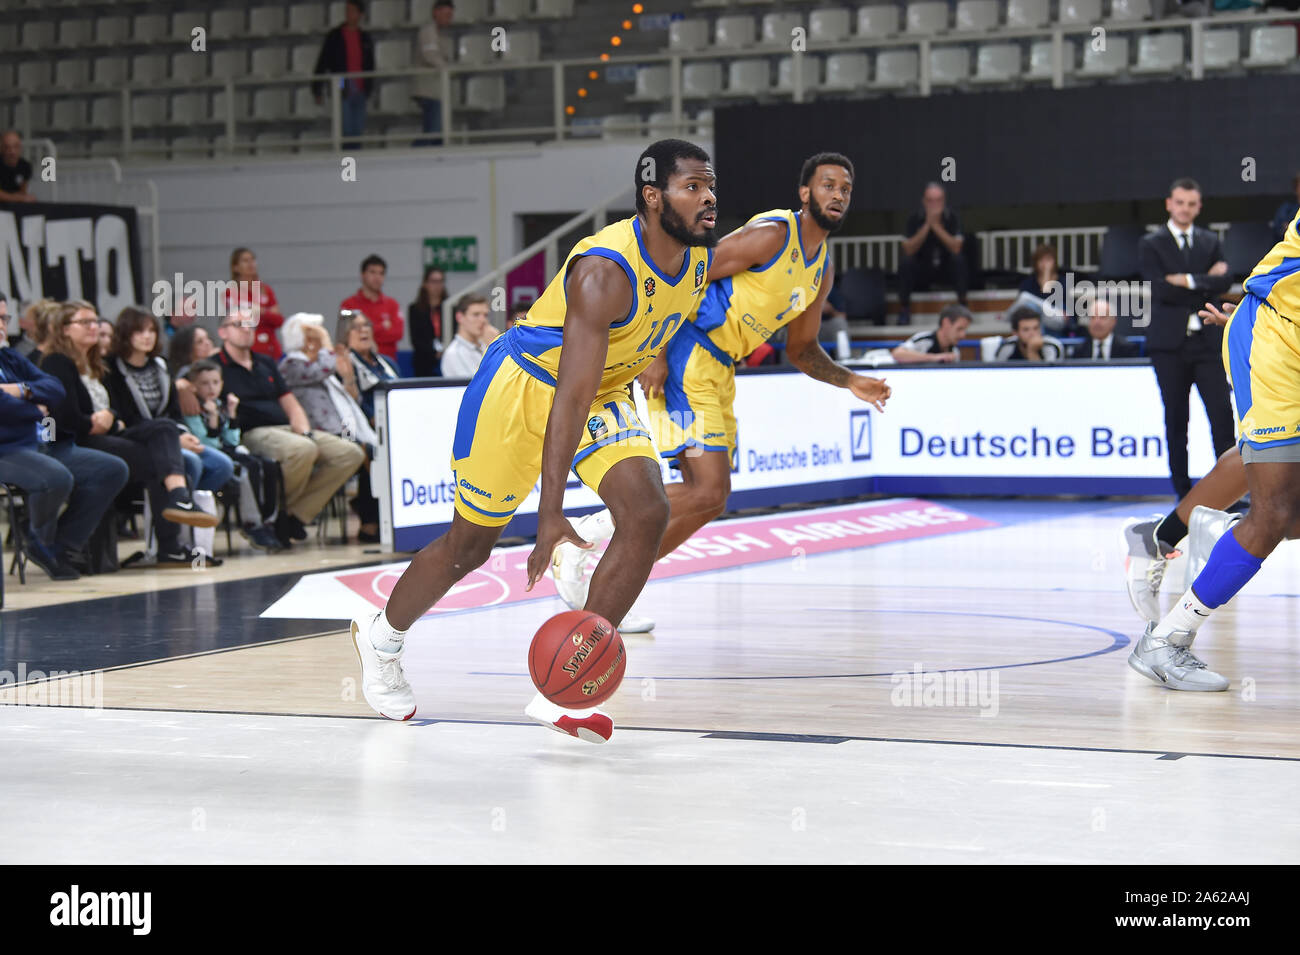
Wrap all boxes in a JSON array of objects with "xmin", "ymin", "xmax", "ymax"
[
  {"xmin": 1223, "ymin": 292, "xmax": 1300, "ymax": 455},
  {"xmin": 448, "ymin": 336, "xmax": 656, "ymax": 527}
]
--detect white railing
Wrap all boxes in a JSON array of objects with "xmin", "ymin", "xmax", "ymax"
[
  {"xmin": 3, "ymin": 8, "xmax": 1292, "ymax": 159},
  {"xmin": 439, "ymin": 183, "xmax": 632, "ymax": 344},
  {"xmin": 830, "ymin": 235, "xmax": 904, "ymax": 273}
]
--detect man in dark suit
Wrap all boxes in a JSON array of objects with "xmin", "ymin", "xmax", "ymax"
[
  {"xmin": 1138, "ymin": 177, "xmax": 1236, "ymax": 498},
  {"xmin": 1068, "ymin": 299, "xmax": 1141, "ymax": 361}
]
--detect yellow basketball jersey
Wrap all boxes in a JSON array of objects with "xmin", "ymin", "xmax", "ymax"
[
  {"xmin": 1243, "ymin": 209, "xmax": 1300, "ymax": 320},
  {"xmin": 507, "ymin": 216, "xmax": 712, "ymax": 390},
  {"xmin": 691, "ymin": 209, "xmax": 828, "ymax": 362}
]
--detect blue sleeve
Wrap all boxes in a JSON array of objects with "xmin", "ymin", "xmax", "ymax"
[{"xmin": 10, "ymin": 352, "xmax": 66, "ymax": 406}]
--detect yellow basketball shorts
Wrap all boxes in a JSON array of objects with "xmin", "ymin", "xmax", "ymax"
[
  {"xmin": 1223, "ymin": 292, "xmax": 1300, "ymax": 461},
  {"xmin": 646, "ymin": 325, "xmax": 738, "ymax": 463},
  {"xmin": 449, "ymin": 338, "xmax": 657, "ymax": 527}
]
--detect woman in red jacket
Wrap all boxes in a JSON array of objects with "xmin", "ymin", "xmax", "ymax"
[{"xmin": 228, "ymin": 247, "xmax": 285, "ymax": 361}]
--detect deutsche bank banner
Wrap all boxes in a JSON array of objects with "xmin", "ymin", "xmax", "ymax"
[{"xmin": 377, "ymin": 362, "xmax": 1214, "ymax": 551}]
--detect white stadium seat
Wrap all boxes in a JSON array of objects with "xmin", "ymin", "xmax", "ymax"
[
  {"xmin": 250, "ymin": 7, "xmax": 286, "ymax": 34},
  {"xmin": 1107, "ymin": 0, "xmax": 1151, "ymax": 21},
  {"xmin": 375, "ymin": 38, "xmax": 413, "ymax": 69},
  {"xmin": 857, "ymin": 6, "xmax": 900, "ymax": 38},
  {"xmin": 20, "ymin": 21, "xmax": 56, "ymax": 49},
  {"xmin": 457, "ymin": 0, "xmax": 489, "ymax": 22},
  {"xmin": 533, "ymin": 0, "xmax": 574, "ymax": 18},
  {"xmin": 1244, "ymin": 25, "xmax": 1296, "ymax": 67},
  {"xmin": 715, "ymin": 15, "xmax": 756, "ymax": 49},
  {"xmin": 212, "ymin": 89, "xmax": 248, "ymax": 122},
  {"xmin": 873, "ymin": 48, "xmax": 919, "ymax": 87},
  {"xmin": 289, "ymin": 4, "xmax": 326, "ymax": 33},
  {"xmin": 1006, "ymin": 0, "xmax": 1049, "ymax": 28},
  {"xmin": 52, "ymin": 101, "xmax": 85, "ymax": 129},
  {"xmin": 18, "ymin": 61, "xmax": 53, "ymax": 89},
  {"xmin": 1026, "ymin": 39, "xmax": 1075, "ymax": 79},
  {"xmin": 601, "ymin": 113, "xmax": 642, "ymax": 139},
  {"xmin": 491, "ymin": 0, "xmax": 530, "ymax": 20},
  {"xmin": 367, "ymin": 0, "xmax": 405, "ymax": 29},
  {"xmin": 632, "ymin": 66, "xmax": 671, "ymax": 100},
  {"xmin": 1202, "ymin": 29, "xmax": 1240, "ymax": 71},
  {"xmin": 130, "ymin": 93, "xmax": 168, "ymax": 127},
  {"xmin": 132, "ymin": 54, "xmax": 168, "ymax": 84},
  {"xmin": 725, "ymin": 59, "xmax": 771, "ymax": 95},
  {"xmin": 694, "ymin": 109, "xmax": 714, "ymax": 134},
  {"xmin": 254, "ymin": 88, "xmax": 293, "ymax": 119},
  {"xmin": 171, "ymin": 92, "xmax": 207, "ymax": 125},
  {"xmin": 761, "ymin": 12, "xmax": 804, "ymax": 47},
  {"xmin": 645, "ymin": 110, "xmax": 685, "ymax": 135},
  {"xmin": 682, "ymin": 62, "xmax": 724, "ymax": 98},
  {"xmin": 209, "ymin": 10, "xmax": 246, "ymax": 40},
  {"xmin": 955, "ymin": 0, "xmax": 999, "ymax": 31},
  {"xmin": 133, "ymin": 14, "xmax": 167, "ymax": 43},
  {"xmin": 377, "ymin": 79, "xmax": 413, "ymax": 113},
  {"xmin": 294, "ymin": 87, "xmax": 322, "ymax": 116},
  {"xmin": 95, "ymin": 16, "xmax": 130, "ymax": 46},
  {"xmin": 971, "ymin": 43, "xmax": 1020, "ymax": 83},
  {"xmin": 1079, "ymin": 34, "xmax": 1128, "ymax": 75},
  {"xmin": 458, "ymin": 34, "xmax": 494, "ymax": 64},
  {"xmin": 1132, "ymin": 33, "xmax": 1183, "ymax": 74},
  {"xmin": 906, "ymin": 2, "xmax": 949, "ymax": 35},
  {"xmin": 171, "ymin": 12, "xmax": 204, "ymax": 42},
  {"xmin": 211, "ymin": 50, "xmax": 249, "ymax": 80},
  {"xmin": 251, "ymin": 47, "xmax": 288, "ymax": 77},
  {"xmin": 58, "ymin": 19, "xmax": 93, "ymax": 47},
  {"xmin": 775, "ymin": 54, "xmax": 821, "ymax": 92},
  {"xmin": 823, "ymin": 51, "xmax": 869, "ymax": 89},
  {"xmin": 461, "ymin": 75, "xmax": 506, "ymax": 110},
  {"xmin": 54, "ymin": 59, "xmax": 90, "ymax": 89},
  {"xmin": 1057, "ymin": 0, "xmax": 1101, "ymax": 25},
  {"xmin": 171, "ymin": 51, "xmax": 207, "ymax": 83},
  {"xmin": 669, "ymin": 19, "xmax": 710, "ymax": 52},
  {"xmin": 93, "ymin": 56, "xmax": 128, "ymax": 87},
  {"xmin": 929, "ymin": 46, "xmax": 971, "ymax": 85},
  {"xmin": 809, "ymin": 8, "xmax": 851, "ymax": 43},
  {"xmin": 501, "ymin": 30, "xmax": 540, "ymax": 62},
  {"xmin": 292, "ymin": 42, "xmax": 319, "ymax": 74}
]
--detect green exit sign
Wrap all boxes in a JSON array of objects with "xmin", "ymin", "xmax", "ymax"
[{"xmin": 423, "ymin": 236, "xmax": 478, "ymax": 272}]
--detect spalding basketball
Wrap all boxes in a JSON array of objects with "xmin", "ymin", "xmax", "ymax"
[{"xmin": 528, "ymin": 610, "xmax": 626, "ymax": 708}]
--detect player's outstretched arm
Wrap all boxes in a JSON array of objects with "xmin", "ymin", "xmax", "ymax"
[
  {"xmin": 705, "ymin": 219, "xmax": 788, "ymax": 281},
  {"xmin": 525, "ymin": 256, "xmax": 633, "ymax": 590}
]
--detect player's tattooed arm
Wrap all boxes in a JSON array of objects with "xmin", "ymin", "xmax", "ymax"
[
  {"xmin": 525, "ymin": 256, "xmax": 632, "ymax": 589},
  {"xmin": 705, "ymin": 219, "xmax": 788, "ymax": 281}
]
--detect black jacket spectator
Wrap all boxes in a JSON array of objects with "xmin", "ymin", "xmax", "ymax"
[
  {"xmin": 38, "ymin": 352, "xmax": 98, "ymax": 445},
  {"xmin": 312, "ymin": 23, "xmax": 376, "ymax": 98},
  {"xmin": 105, "ymin": 356, "xmax": 183, "ymax": 427},
  {"xmin": 1068, "ymin": 335, "xmax": 1141, "ymax": 361},
  {"xmin": 0, "ymin": 348, "xmax": 64, "ymax": 453},
  {"xmin": 216, "ymin": 346, "xmax": 291, "ymax": 430}
]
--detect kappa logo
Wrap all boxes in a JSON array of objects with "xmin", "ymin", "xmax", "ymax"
[
  {"xmin": 587, "ymin": 416, "xmax": 608, "ymax": 440},
  {"xmin": 694, "ymin": 260, "xmax": 706, "ymax": 288},
  {"xmin": 644, "ymin": 276, "xmax": 656, "ymax": 297},
  {"xmin": 502, "ymin": 494, "xmax": 517, "ymax": 503}
]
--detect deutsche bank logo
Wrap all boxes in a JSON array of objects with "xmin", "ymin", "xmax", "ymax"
[{"xmin": 850, "ymin": 409, "xmax": 872, "ymax": 461}]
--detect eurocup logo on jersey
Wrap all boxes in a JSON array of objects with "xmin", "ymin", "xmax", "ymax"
[
  {"xmin": 587, "ymin": 416, "xmax": 608, "ymax": 440},
  {"xmin": 694, "ymin": 260, "xmax": 706, "ymax": 288},
  {"xmin": 644, "ymin": 276, "xmax": 656, "ymax": 298},
  {"xmin": 789, "ymin": 247, "xmax": 798, "ymax": 263},
  {"xmin": 813, "ymin": 266, "xmax": 823, "ymax": 289}
]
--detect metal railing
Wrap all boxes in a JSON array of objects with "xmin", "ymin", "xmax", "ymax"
[{"xmin": 2, "ymin": 8, "xmax": 1293, "ymax": 159}]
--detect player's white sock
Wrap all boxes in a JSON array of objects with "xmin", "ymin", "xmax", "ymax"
[
  {"xmin": 1153, "ymin": 587, "xmax": 1214, "ymax": 641},
  {"xmin": 370, "ymin": 609, "xmax": 407, "ymax": 654},
  {"xmin": 576, "ymin": 508, "xmax": 616, "ymax": 544}
]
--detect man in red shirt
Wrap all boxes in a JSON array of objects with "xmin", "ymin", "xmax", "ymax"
[{"xmin": 340, "ymin": 254, "xmax": 404, "ymax": 360}]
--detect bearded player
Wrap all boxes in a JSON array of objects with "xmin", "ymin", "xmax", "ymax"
[
  {"xmin": 350, "ymin": 140, "xmax": 718, "ymax": 741},
  {"xmin": 551, "ymin": 153, "xmax": 891, "ymax": 626}
]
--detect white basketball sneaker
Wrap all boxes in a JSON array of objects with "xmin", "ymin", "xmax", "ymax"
[
  {"xmin": 1186, "ymin": 506, "xmax": 1243, "ymax": 583},
  {"xmin": 1127, "ymin": 623, "xmax": 1229, "ymax": 691},
  {"xmin": 1121, "ymin": 517, "xmax": 1179, "ymax": 624},
  {"xmin": 350, "ymin": 613, "xmax": 417, "ymax": 721},
  {"xmin": 550, "ymin": 508, "xmax": 655, "ymax": 633},
  {"xmin": 524, "ymin": 693, "xmax": 613, "ymax": 743}
]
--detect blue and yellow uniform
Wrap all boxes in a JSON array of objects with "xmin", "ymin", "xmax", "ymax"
[
  {"xmin": 1224, "ymin": 208, "xmax": 1300, "ymax": 461},
  {"xmin": 649, "ymin": 209, "xmax": 827, "ymax": 461},
  {"xmin": 451, "ymin": 216, "xmax": 711, "ymax": 526}
]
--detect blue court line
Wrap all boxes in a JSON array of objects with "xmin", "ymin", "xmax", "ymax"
[{"xmin": 469, "ymin": 608, "xmax": 1128, "ymax": 682}]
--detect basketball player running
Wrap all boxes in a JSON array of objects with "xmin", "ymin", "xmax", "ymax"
[
  {"xmin": 1128, "ymin": 210, "xmax": 1300, "ymax": 690},
  {"xmin": 551, "ymin": 153, "xmax": 891, "ymax": 624},
  {"xmin": 350, "ymin": 140, "xmax": 718, "ymax": 740}
]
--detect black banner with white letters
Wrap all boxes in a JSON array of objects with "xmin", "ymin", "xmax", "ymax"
[{"xmin": 0, "ymin": 201, "xmax": 143, "ymax": 318}]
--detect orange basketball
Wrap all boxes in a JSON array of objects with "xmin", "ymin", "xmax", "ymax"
[{"xmin": 528, "ymin": 610, "xmax": 626, "ymax": 708}]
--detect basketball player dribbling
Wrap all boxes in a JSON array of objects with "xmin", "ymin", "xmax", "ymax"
[
  {"xmin": 1127, "ymin": 209, "xmax": 1300, "ymax": 690},
  {"xmin": 550, "ymin": 153, "xmax": 891, "ymax": 626},
  {"xmin": 349, "ymin": 140, "xmax": 718, "ymax": 741}
]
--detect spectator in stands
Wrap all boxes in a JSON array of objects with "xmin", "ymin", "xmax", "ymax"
[
  {"xmin": 282, "ymin": 314, "xmax": 380, "ymax": 542},
  {"xmin": 341, "ymin": 255, "xmax": 404, "ymax": 361},
  {"xmin": 1139, "ymin": 176, "xmax": 1235, "ymax": 499},
  {"xmin": 1068, "ymin": 298, "xmax": 1141, "ymax": 361},
  {"xmin": 229, "ymin": 248, "xmax": 285, "ymax": 361},
  {"xmin": 313, "ymin": 0, "xmax": 376, "ymax": 149},
  {"xmin": 439, "ymin": 294, "xmax": 496, "ymax": 378},
  {"xmin": 183, "ymin": 359, "xmax": 283, "ymax": 552},
  {"xmin": 0, "ymin": 336, "xmax": 129, "ymax": 580},
  {"xmin": 898, "ymin": 183, "xmax": 967, "ymax": 325},
  {"xmin": 1009, "ymin": 244, "xmax": 1069, "ymax": 333},
  {"xmin": 995, "ymin": 307, "xmax": 1064, "ymax": 362},
  {"xmin": 96, "ymin": 318, "xmax": 114, "ymax": 359},
  {"xmin": 0, "ymin": 131, "xmax": 36, "ymax": 203},
  {"xmin": 408, "ymin": 266, "xmax": 448, "ymax": 376},
  {"xmin": 891, "ymin": 303, "xmax": 971, "ymax": 364},
  {"xmin": 414, "ymin": 0, "xmax": 455, "ymax": 147},
  {"xmin": 106, "ymin": 307, "xmax": 235, "ymax": 515},
  {"xmin": 507, "ymin": 300, "xmax": 532, "ymax": 330},
  {"xmin": 217, "ymin": 312, "xmax": 365, "ymax": 545},
  {"xmin": 40, "ymin": 301, "xmax": 215, "ymax": 566},
  {"xmin": 170, "ymin": 323, "xmax": 219, "ymax": 418},
  {"xmin": 1270, "ymin": 171, "xmax": 1300, "ymax": 242},
  {"xmin": 9, "ymin": 299, "xmax": 49, "ymax": 359},
  {"xmin": 160, "ymin": 292, "xmax": 199, "ymax": 339},
  {"xmin": 337, "ymin": 310, "xmax": 401, "ymax": 423}
]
